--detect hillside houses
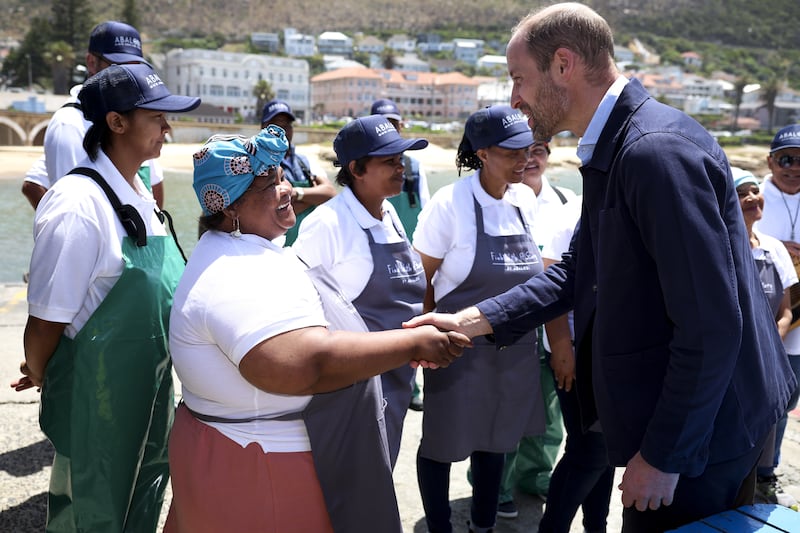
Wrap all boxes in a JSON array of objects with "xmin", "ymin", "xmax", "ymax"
[
  {"xmin": 115, "ymin": 28, "xmax": 800, "ymax": 129},
  {"xmin": 310, "ymin": 67, "xmax": 480, "ymax": 121}
]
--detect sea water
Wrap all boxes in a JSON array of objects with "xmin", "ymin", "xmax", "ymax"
[{"xmin": 0, "ymin": 167, "xmax": 582, "ymax": 283}]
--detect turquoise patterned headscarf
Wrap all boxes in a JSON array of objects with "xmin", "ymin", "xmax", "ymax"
[{"xmin": 192, "ymin": 125, "xmax": 289, "ymax": 215}]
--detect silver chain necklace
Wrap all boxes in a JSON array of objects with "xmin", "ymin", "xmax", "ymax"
[{"xmin": 779, "ymin": 189, "xmax": 800, "ymax": 241}]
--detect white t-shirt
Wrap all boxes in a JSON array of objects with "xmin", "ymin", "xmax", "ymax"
[
  {"xmin": 532, "ymin": 176, "xmax": 579, "ymax": 260},
  {"xmin": 407, "ymin": 154, "xmax": 431, "ymax": 206},
  {"xmin": 43, "ymin": 85, "xmax": 91, "ymax": 187},
  {"xmin": 756, "ymin": 176, "xmax": 800, "ymax": 353},
  {"xmin": 170, "ymin": 231, "xmax": 329, "ymax": 453},
  {"xmin": 142, "ymin": 159, "xmax": 164, "ymax": 187},
  {"xmin": 412, "ymin": 170, "xmax": 539, "ymax": 303},
  {"xmin": 292, "ymin": 186, "xmax": 407, "ymax": 300},
  {"xmin": 27, "ymin": 151, "xmax": 165, "ymax": 339},
  {"xmin": 24, "ymin": 155, "xmax": 49, "ymax": 188},
  {"xmin": 530, "ymin": 177, "xmax": 581, "ymax": 352}
]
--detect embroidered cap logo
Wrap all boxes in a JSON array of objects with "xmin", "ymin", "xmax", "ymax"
[
  {"xmin": 375, "ymin": 122, "xmax": 393, "ymax": 137},
  {"xmin": 113, "ymin": 35, "xmax": 142, "ymax": 52},
  {"xmin": 502, "ymin": 112, "xmax": 527, "ymax": 130},
  {"xmin": 145, "ymin": 73, "xmax": 164, "ymax": 90}
]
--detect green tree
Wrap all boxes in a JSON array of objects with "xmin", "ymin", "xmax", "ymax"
[
  {"xmin": 306, "ymin": 55, "xmax": 326, "ymax": 77},
  {"xmin": 51, "ymin": 0, "xmax": 94, "ymax": 59},
  {"xmin": 44, "ymin": 41, "xmax": 76, "ymax": 95},
  {"xmin": 761, "ymin": 77, "xmax": 781, "ymax": 134},
  {"xmin": 253, "ymin": 79, "xmax": 275, "ymax": 124},
  {"xmin": 0, "ymin": 17, "xmax": 53, "ymax": 89},
  {"xmin": 381, "ymin": 49, "xmax": 396, "ymax": 70},
  {"xmin": 730, "ymin": 76, "xmax": 750, "ymax": 132},
  {"xmin": 121, "ymin": 0, "xmax": 140, "ymax": 30}
]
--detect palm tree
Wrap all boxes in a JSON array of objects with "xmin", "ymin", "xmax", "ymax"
[
  {"xmin": 731, "ymin": 76, "xmax": 750, "ymax": 132},
  {"xmin": 761, "ymin": 76, "xmax": 782, "ymax": 134},
  {"xmin": 252, "ymin": 79, "xmax": 275, "ymax": 124},
  {"xmin": 381, "ymin": 48, "xmax": 396, "ymax": 70}
]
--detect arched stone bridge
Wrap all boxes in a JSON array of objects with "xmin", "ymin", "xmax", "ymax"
[{"xmin": 0, "ymin": 110, "xmax": 51, "ymax": 146}]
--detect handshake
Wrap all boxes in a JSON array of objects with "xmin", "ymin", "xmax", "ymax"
[{"xmin": 401, "ymin": 306, "xmax": 493, "ymax": 369}]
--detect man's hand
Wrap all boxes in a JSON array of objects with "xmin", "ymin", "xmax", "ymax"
[
  {"xmin": 619, "ymin": 451, "xmax": 679, "ymax": 511},
  {"xmin": 549, "ymin": 347, "xmax": 575, "ymax": 391},
  {"xmin": 403, "ymin": 306, "xmax": 492, "ymax": 340}
]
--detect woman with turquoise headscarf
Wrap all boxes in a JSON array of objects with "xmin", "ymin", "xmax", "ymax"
[
  {"xmin": 165, "ymin": 126, "xmax": 468, "ymax": 533},
  {"xmin": 12, "ymin": 63, "xmax": 199, "ymax": 532}
]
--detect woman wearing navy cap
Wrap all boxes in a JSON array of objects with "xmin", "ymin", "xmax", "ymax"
[
  {"xmin": 293, "ymin": 115, "xmax": 429, "ymax": 468},
  {"xmin": 412, "ymin": 104, "xmax": 545, "ymax": 533},
  {"xmin": 12, "ymin": 63, "xmax": 199, "ymax": 532}
]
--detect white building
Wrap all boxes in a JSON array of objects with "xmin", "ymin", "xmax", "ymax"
[
  {"xmin": 356, "ymin": 35, "xmax": 385, "ymax": 55},
  {"xmin": 386, "ymin": 34, "xmax": 417, "ymax": 54},
  {"xmin": 453, "ymin": 39, "xmax": 485, "ymax": 65},
  {"xmin": 251, "ymin": 32, "xmax": 280, "ymax": 53},
  {"xmin": 317, "ymin": 31, "xmax": 353, "ymax": 57},
  {"xmin": 284, "ymin": 28, "xmax": 315, "ymax": 57},
  {"xmin": 476, "ymin": 55, "xmax": 508, "ymax": 77},
  {"xmin": 163, "ymin": 49, "xmax": 311, "ymax": 123},
  {"xmin": 394, "ymin": 53, "xmax": 430, "ymax": 73}
]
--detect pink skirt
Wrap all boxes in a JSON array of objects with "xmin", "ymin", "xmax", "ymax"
[{"xmin": 164, "ymin": 404, "xmax": 334, "ymax": 533}]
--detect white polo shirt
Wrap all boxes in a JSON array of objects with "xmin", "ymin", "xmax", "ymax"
[
  {"xmin": 412, "ymin": 170, "xmax": 539, "ymax": 303},
  {"xmin": 757, "ymin": 176, "xmax": 800, "ymax": 354},
  {"xmin": 43, "ymin": 85, "xmax": 91, "ymax": 187},
  {"xmin": 27, "ymin": 151, "xmax": 164, "ymax": 339},
  {"xmin": 292, "ymin": 186, "xmax": 406, "ymax": 300}
]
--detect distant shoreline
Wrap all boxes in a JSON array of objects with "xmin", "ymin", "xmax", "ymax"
[{"xmin": 0, "ymin": 142, "xmax": 770, "ymax": 182}]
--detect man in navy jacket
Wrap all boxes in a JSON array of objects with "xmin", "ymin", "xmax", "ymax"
[{"xmin": 407, "ymin": 3, "xmax": 795, "ymax": 531}]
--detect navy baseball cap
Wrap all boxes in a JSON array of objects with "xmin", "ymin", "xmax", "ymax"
[
  {"xmin": 371, "ymin": 98, "xmax": 402, "ymax": 121},
  {"xmin": 465, "ymin": 105, "xmax": 533, "ymax": 150},
  {"xmin": 79, "ymin": 64, "xmax": 200, "ymax": 123},
  {"xmin": 261, "ymin": 99, "xmax": 296, "ymax": 125},
  {"xmin": 88, "ymin": 21, "xmax": 148, "ymax": 64},
  {"xmin": 334, "ymin": 115, "xmax": 428, "ymax": 168},
  {"xmin": 771, "ymin": 125, "xmax": 800, "ymax": 154}
]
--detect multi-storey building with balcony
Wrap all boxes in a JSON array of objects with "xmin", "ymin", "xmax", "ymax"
[
  {"xmin": 163, "ymin": 48, "xmax": 310, "ymax": 123},
  {"xmin": 310, "ymin": 67, "xmax": 480, "ymax": 121}
]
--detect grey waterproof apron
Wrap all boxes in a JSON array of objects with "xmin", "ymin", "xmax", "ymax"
[
  {"xmin": 39, "ymin": 172, "xmax": 183, "ymax": 532},
  {"xmin": 188, "ymin": 261, "xmax": 403, "ymax": 533},
  {"xmin": 350, "ymin": 214, "xmax": 426, "ymax": 467},
  {"xmin": 420, "ymin": 195, "xmax": 545, "ymax": 462},
  {"xmin": 755, "ymin": 249, "xmax": 785, "ymax": 318}
]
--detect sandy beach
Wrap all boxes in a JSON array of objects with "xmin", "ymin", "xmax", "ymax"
[{"xmin": 0, "ymin": 141, "xmax": 769, "ymax": 182}]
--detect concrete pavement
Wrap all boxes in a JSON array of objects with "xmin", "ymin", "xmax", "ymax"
[{"xmin": 1, "ymin": 281, "xmax": 799, "ymax": 532}]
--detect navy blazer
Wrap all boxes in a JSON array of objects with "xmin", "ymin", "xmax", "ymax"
[{"xmin": 478, "ymin": 78, "xmax": 795, "ymax": 476}]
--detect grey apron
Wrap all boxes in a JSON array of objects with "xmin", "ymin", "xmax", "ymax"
[
  {"xmin": 420, "ymin": 195, "xmax": 545, "ymax": 463},
  {"xmin": 754, "ymin": 249, "xmax": 784, "ymax": 469},
  {"xmin": 351, "ymin": 214, "xmax": 426, "ymax": 467},
  {"xmin": 185, "ymin": 262, "xmax": 402, "ymax": 533},
  {"xmin": 755, "ymin": 249, "xmax": 785, "ymax": 318}
]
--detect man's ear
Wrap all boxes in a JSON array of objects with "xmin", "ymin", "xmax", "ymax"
[{"xmin": 552, "ymin": 47, "xmax": 576, "ymax": 81}]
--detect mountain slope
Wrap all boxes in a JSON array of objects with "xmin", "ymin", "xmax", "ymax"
[{"xmin": 2, "ymin": 0, "xmax": 797, "ymax": 52}]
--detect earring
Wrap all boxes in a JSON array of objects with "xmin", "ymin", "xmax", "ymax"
[{"xmin": 230, "ymin": 217, "xmax": 242, "ymax": 238}]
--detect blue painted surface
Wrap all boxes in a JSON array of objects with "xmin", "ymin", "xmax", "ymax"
[{"xmin": 669, "ymin": 504, "xmax": 800, "ymax": 532}]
